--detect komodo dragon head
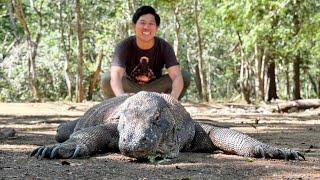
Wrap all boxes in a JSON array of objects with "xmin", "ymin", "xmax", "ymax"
[{"xmin": 117, "ymin": 91, "xmax": 183, "ymax": 160}]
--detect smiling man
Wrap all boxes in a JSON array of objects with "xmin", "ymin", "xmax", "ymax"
[{"xmin": 101, "ymin": 5, "xmax": 190, "ymax": 100}]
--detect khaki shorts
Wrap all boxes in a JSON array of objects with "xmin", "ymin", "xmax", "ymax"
[{"xmin": 100, "ymin": 70, "xmax": 191, "ymax": 100}]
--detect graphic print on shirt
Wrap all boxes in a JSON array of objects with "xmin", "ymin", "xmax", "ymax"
[
  {"xmin": 131, "ymin": 56, "xmax": 155, "ymax": 84},
  {"xmin": 130, "ymin": 56, "xmax": 155, "ymax": 85}
]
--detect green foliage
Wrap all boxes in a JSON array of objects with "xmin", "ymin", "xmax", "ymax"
[{"xmin": 0, "ymin": 0, "xmax": 319, "ymax": 102}]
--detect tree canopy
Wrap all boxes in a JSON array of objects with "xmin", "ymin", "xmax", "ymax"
[{"xmin": 1, "ymin": 0, "xmax": 319, "ymax": 103}]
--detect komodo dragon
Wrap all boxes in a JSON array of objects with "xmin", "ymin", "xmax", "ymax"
[{"xmin": 31, "ymin": 91, "xmax": 304, "ymax": 161}]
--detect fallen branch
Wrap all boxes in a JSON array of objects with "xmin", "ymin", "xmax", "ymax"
[{"xmin": 275, "ymin": 99, "xmax": 320, "ymax": 113}]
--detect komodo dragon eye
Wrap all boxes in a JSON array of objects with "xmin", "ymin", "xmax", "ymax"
[
  {"xmin": 152, "ymin": 110, "xmax": 171, "ymax": 131},
  {"xmin": 151, "ymin": 111, "xmax": 160, "ymax": 125}
]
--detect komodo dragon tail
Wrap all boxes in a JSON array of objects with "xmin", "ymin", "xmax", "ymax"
[{"xmin": 202, "ymin": 124, "xmax": 305, "ymax": 160}]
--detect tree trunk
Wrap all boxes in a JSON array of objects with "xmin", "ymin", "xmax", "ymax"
[
  {"xmin": 184, "ymin": 44, "xmax": 193, "ymax": 101},
  {"xmin": 173, "ymin": 7, "xmax": 180, "ymax": 57},
  {"xmin": 318, "ymin": 77, "xmax": 320, "ymax": 98},
  {"xmin": 8, "ymin": 0, "xmax": 20, "ymax": 41},
  {"xmin": 13, "ymin": 0, "xmax": 41, "ymax": 102},
  {"xmin": 194, "ymin": 64, "xmax": 203, "ymax": 100},
  {"xmin": 254, "ymin": 43, "xmax": 265, "ymax": 102},
  {"xmin": 87, "ymin": 49, "xmax": 103, "ymax": 100},
  {"xmin": 194, "ymin": 0, "xmax": 208, "ymax": 102},
  {"xmin": 267, "ymin": 60, "xmax": 278, "ymax": 101},
  {"xmin": 59, "ymin": 0, "xmax": 72, "ymax": 100},
  {"xmin": 292, "ymin": 1, "xmax": 301, "ymax": 100},
  {"xmin": 126, "ymin": 0, "xmax": 135, "ymax": 36},
  {"xmin": 240, "ymin": 58, "xmax": 251, "ymax": 104},
  {"xmin": 237, "ymin": 32, "xmax": 251, "ymax": 104},
  {"xmin": 307, "ymin": 72, "xmax": 318, "ymax": 97},
  {"xmin": 75, "ymin": 0, "xmax": 84, "ymax": 102},
  {"xmin": 318, "ymin": 63, "xmax": 320, "ymax": 98},
  {"xmin": 285, "ymin": 58, "xmax": 291, "ymax": 100},
  {"xmin": 293, "ymin": 54, "xmax": 301, "ymax": 100},
  {"xmin": 207, "ymin": 63, "xmax": 213, "ymax": 101}
]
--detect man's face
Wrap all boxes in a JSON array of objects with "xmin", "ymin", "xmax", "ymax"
[{"xmin": 134, "ymin": 14, "xmax": 158, "ymax": 43}]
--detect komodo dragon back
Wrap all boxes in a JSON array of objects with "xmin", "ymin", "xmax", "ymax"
[{"xmin": 55, "ymin": 95, "xmax": 129, "ymax": 143}]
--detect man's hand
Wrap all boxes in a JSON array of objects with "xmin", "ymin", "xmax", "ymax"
[
  {"xmin": 168, "ymin": 65, "xmax": 184, "ymax": 100},
  {"xmin": 135, "ymin": 75, "xmax": 151, "ymax": 85},
  {"xmin": 110, "ymin": 66, "xmax": 125, "ymax": 96},
  {"xmin": 122, "ymin": 93, "xmax": 135, "ymax": 96}
]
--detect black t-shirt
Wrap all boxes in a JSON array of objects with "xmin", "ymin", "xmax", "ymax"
[{"xmin": 111, "ymin": 36, "xmax": 179, "ymax": 84}]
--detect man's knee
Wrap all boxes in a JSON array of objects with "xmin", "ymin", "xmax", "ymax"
[
  {"xmin": 181, "ymin": 70, "xmax": 191, "ymax": 88},
  {"xmin": 100, "ymin": 72, "xmax": 115, "ymax": 98},
  {"xmin": 101, "ymin": 72, "xmax": 110, "ymax": 87}
]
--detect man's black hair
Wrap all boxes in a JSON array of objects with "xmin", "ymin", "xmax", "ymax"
[{"xmin": 132, "ymin": 6, "xmax": 160, "ymax": 26}]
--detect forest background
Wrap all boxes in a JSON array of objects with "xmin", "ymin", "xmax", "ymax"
[{"xmin": 0, "ymin": 0, "xmax": 319, "ymax": 103}]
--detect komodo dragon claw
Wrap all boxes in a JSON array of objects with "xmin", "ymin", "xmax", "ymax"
[
  {"xmin": 71, "ymin": 145, "xmax": 82, "ymax": 159},
  {"xmin": 255, "ymin": 145, "xmax": 305, "ymax": 161},
  {"xmin": 30, "ymin": 143, "xmax": 89, "ymax": 159},
  {"xmin": 50, "ymin": 145, "xmax": 60, "ymax": 158},
  {"xmin": 273, "ymin": 148, "xmax": 305, "ymax": 161},
  {"xmin": 282, "ymin": 149, "xmax": 305, "ymax": 161},
  {"xmin": 40, "ymin": 147, "xmax": 49, "ymax": 160}
]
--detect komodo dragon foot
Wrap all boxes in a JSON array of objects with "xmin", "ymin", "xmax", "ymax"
[
  {"xmin": 30, "ymin": 124, "xmax": 119, "ymax": 159},
  {"xmin": 253, "ymin": 144, "xmax": 305, "ymax": 160},
  {"xmin": 208, "ymin": 126, "xmax": 305, "ymax": 160},
  {"xmin": 30, "ymin": 140, "xmax": 90, "ymax": 159}
]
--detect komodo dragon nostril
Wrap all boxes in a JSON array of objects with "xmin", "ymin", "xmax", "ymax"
[{"xmin": 141, "ymin": 137, "xmax": 147, "ymax": 142}]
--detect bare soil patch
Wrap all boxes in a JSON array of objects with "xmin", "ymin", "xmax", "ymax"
[{"xmin": 0, "ymin": 102, "xmax": 319, "ymax": 179}]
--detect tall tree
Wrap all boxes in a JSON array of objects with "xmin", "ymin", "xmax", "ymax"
[
  {"xmin": 58, "ymin": 0, "xmax": 72, "ymax": 100},
  {"xmin": 194, "ymin": 0, "xmax": 208, "ymax": 102},
  {"xmin": 12, "ymin": 0, "xmax": 42, "ymax": 102},
  {"xmin": 87, "ymin": 49, "xmax": 103, "ymax": 100},
  {"xmin": 266, "ymin": 7, "xmax": 280, "ymax": 102},
  {"xmin": 254, "ymin": 44, "xmax": 266, "ymax": 101},
  {"xmin": 292, "ymin": 2, "xmax": 301, "ymax": 100},
  {"xmin": 7, "ymin": 0, "xmax": 20, "ymax": 42},
  {"xmin": 318, "ymin": 62, "xmax": 320, "ymax": 98},
  {"xmin": 75, "ymin": 0, "xmax": 84, "ymax": 102},
  {"xmin": 237, "ymin": 31, "xmax": 251, "ymax": 104},
  {"xmin": 172, "ymin": 6, "xmax": 180, "ymax": 57},
  {"xmin": 267, "ymin": 59, "xmax": 278, "ymax": 101}
]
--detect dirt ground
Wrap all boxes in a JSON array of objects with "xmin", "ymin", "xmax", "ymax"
[{"xmin": 0, "ymin": 101, "xmax": 319, "ymax": 179}]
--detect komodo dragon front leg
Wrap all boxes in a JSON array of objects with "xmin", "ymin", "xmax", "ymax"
[
  {"xmin": 55, "ymin": 119, "xmax": 79, "ymax": 143},
  {"xmin": 200, "ymin": 124, "xmax": 305, "ymax": 160},
  {"xmin": 31, "ymin": 124, "xmax": 119, "ymax": 159}
]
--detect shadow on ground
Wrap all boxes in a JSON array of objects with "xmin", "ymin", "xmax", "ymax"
[{"xmin": 0, "ymin": 103, "xmax": 320, "ymax": 179}]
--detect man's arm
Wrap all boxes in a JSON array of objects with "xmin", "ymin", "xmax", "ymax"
[
  {"xmin": 110, "ymin": 66, "xmax": 125, "ymax": 96},
  {"xmin": 167, "ymin": 65, "xmax": 184, "ymax": 100}
]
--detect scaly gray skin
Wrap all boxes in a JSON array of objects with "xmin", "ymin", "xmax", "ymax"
[{"xmin": 31, "ymin": 91, "xmax": 304, "ymax": 161}]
